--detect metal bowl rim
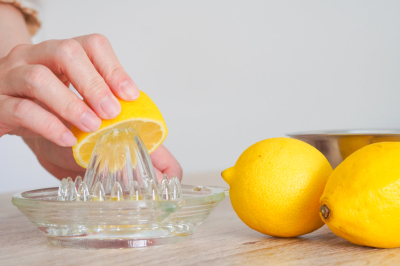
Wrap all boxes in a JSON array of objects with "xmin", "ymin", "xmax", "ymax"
[{"xmin": 287, "ymin": 128, "xmax": 400, "ymax": 137}]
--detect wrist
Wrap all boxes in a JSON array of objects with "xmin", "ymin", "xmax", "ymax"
[
  {"xmin": 0, "ymin": 0, "xmax": 40, "ymax": 36},
  {"xmin": 0, "ymin": 3, "xmax": 31, "ymax": 57}
]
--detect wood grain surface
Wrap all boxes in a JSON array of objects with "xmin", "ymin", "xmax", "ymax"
[{"xmin": 1, "ymin": 172, "xmax": 400, "ymax": 266}]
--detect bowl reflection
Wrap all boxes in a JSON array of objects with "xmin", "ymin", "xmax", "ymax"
[{"xmin": 287, "ymin": 129, "xmax": 400, "ymax": 169}]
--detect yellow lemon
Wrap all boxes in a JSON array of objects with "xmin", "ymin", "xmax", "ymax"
[
  {"xmin": 320, "ymin": 142, "xmax": 400, "ymax": 248},
  {"xmin": 222, "ymin": 138, "xmax": 333, "ymax": 237},
  {"xmin": 72, "ymin": 91, "xmax": 167, "ymax": 168}
]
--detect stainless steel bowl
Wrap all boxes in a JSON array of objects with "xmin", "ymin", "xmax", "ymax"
[{"xmin": 288, "ymin": 129, "xmax": 400, "ymax": 169}]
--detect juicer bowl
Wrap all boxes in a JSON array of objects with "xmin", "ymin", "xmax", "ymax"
[
  {"xmin": 288, "ymin": 129, "xmax": 400, "ymax": 169},
  {"xmin": 12, "ymin": 184, "xmax": 227, "ymax": 249}
]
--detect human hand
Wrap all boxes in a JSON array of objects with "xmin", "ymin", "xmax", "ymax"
[
  {"xmin": 0, "ymin": 34, "xmax": 182, "ymax": 181},
  {"xmin": 0, "ymin": 34, "xmax": 140, "ymax": 145}
]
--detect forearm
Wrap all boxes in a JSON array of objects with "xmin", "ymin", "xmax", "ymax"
[{"xmin": 0, "ymin": 3, "xmax": 31, "ymax": 57}]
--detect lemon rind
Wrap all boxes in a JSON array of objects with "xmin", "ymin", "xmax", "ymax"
[{"xmin": 73, "ymin": 118, "xmax": 167, "ymax": 168}]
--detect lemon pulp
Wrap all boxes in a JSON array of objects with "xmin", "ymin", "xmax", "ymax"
[{"xmin": 72, "ymin": 91, "xmax": 167, "ymax": 168}]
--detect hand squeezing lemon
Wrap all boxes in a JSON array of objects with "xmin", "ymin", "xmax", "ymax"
[{"xmin": 72, "ymin": 91, "xmax": 167, "ymax": 168}]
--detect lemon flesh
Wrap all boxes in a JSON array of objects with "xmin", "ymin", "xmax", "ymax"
[
  {"xmin": 72, "ymin": 91, "xmax": 167, "ymax": 168},
  {"xmin": 320, "ymin": 142, "xmax": 400, "ymax": 248},
  {"xmin": 222, "ymin": 137, "xmax": 332, "ymax": 237}
]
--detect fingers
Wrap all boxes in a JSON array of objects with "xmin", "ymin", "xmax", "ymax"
[
  {"xmin": 154, "ymin": 168, "xmax": 164, "ymax": 183},
  {"xmin": 0, "ymin": 95, "xmax": 77, "ymax": 146},
  {"xmin": 18, "ymin": 39, "xmax": 122, "ymax": 119},
  {"xmin": 150, "ymin": 145, "xmax": 183, "ymax": 181},
  {"xmin": 74, "ymin": 34, "xmax": 139, "ymax": 101},
  {"xmin": 1, "ymin": 35, "xmax": 139, "ymax": 150},
  {"xmin": 3, "ymin": 65, "xmax": 101, "ymax": 132}
]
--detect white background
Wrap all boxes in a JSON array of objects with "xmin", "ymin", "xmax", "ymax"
[{"xmin": 1, "ymin": 1, "xmax": 400, "ymax": 193}]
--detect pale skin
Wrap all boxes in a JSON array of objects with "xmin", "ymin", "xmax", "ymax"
[{"xmin": 0, "ymin": 4, "xmax": 182, "ymax": 181}]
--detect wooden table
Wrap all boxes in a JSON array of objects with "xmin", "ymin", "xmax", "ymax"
[{"xmin": 1, "ymin": 172, "xmax": 400, "ymax": 265}]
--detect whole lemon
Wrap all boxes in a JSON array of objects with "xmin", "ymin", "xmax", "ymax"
[
  {"xmin": 320, "ymin": 142, "xmax": 400, "ymax": 248},
  {"xmin": 222, "ymin": 138, "xmax": 333, "ymax": 237}
]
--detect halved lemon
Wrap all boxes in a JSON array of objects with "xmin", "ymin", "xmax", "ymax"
[{"xmin": 71, "ymin": 91, "xmax": 168, "ymax": 168}]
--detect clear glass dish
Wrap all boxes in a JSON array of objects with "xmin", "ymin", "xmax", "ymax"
[{"xmin": 12, "ymin": 185, "xmax": 227, "ymax": 249}]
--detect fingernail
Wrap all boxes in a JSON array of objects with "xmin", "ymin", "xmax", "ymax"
[
  {"xmin": 120, "ymin": 81, "xmax": 139, "ymax": 100},
  {"xmin": 100, "ymin": 95, "xmax": 121, "ymax": 118},
  {"xmin": 80, "ymin": 111, "xmax": 101, "ymax": 131},
  {"xmin": 61, "ymin": 131, "xmax": 77, "ymax": 146}
]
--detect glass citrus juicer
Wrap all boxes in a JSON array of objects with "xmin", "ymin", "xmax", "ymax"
[{"xmin": 12, "ymin": 128, "xmax": 227, "ymax": 249}]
